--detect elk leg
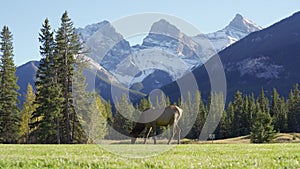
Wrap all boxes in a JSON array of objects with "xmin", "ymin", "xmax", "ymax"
[
  {"xmin": 168, "ymin": 124, "xmax": 176, "ymax": 144},
  {"xmin": 177, "ymin": 125, "xmax": 181, "ymax": 144},
  {"xmin": 152, "ymin": 125, "xmax": 157, "ymax": 144},
  {"xmin": 144, "ymin": 127, "xmax": 152, "ymax": 144}
]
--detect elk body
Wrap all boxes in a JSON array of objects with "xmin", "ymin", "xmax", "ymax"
[{"xmin": 130, "ymin": 105, "xmax": 183, "ymax": 144}]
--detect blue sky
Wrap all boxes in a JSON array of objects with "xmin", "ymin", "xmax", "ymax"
[{"xmin": 1, "ymin": 0, "xmax": 300, "ymax": 66}]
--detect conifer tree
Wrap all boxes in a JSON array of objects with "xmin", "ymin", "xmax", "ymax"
[
  {"xmin": 55, "ymin": 11, "xmax": 83, "ymax": 143},
  {"xmin": 20, "ymin": 84, "xmax": 37, "ymax": 143},
  {"xmin": 0, "ymin": 26, "xmax": 20, "ymax": 143},
  {"xmin": 287, "ymin": 84, "xmax": 300, "ymax": 132},
  {"xmin": 257, "ymin": 88, "xmax": 269, "ymax": 114},
  {"xmin": 271, "ymin": 88, "xmax": 287, "ymax": 132},
  {"xmin": 251, "ymin": 90, "xmax": 275, "ymax": 143},
  {"xmin": 189, "ymin": 90, "xmax": 205, "ymax": 138},
  {"xmin": 250, "ymin": 102, "xmax": 275, "ymax": 143},
  {"xmin": 32, "ymin": 18, "xmax": 64, "ymax": 143},
  {"xmin": 226, "ymin": 102, "xmax": 235, "ymax": 137},
  {"xmin": 232, "ymin": 91, "xmax": 244, "ymax": 136}
]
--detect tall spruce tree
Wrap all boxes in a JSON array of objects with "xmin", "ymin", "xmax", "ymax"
[
  {"xmin": 55, "ymin": 11, "xmax": 83, "ymax": 143},
  {"xmin": 251, "ymin": 90, "xmax": 275, "ymax": 143},
  {"xmin": 0, "ymin": 26, "xmax": 20, "ymax": 143},
  {"xmin": 271, "ymin": 88, "xmax": 288, "ymax": 132},
  {"xmin": 250, "ymin": 102, "xmax": 275, "ymax": 143},
  {"xmin": 189, "ymin": 90, "xmax": 206, "ymax": 139},
  {"xmin": 232, "ymin": 91, "xmax": 244, "ymax": 137},
  {"xmin": 287, "ymin": 84, "xmax": 300, "ymax": 132},
  {"xmin": 32, "ymin": 18, "xmax": 64, "ymax": 143}
]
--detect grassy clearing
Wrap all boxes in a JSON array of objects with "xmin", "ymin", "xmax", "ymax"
[{"xmin": 1, "ymin": 143, "xmax": 300, "ymax": 168}]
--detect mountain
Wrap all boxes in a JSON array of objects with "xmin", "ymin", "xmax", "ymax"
[
  {"xmin": 76, "ymin": 21, "xmax": 132, "ymax": 71},
  {"xmin": 16, "ymin": 14, "xmax": 263, "ymax": 107},
  {"xmin": 77, "ymin": 14, "xmax": 261, "ymax": 92},
  {"xmin": 198, "ymin": 13, "xmax": 262, "ymax": 52},
  {"xmin": 16, "ymin": 61, "xmax": 39, "ymax": 107},
  {"xmin": 161, "ymin": 11, "xmax": 300, "ymax": 102},
  {"xmin": 16, "ymin": 58, "xmax": 145, "ymax": 108}
]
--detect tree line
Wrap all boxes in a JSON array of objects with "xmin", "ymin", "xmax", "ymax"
[
  {"xmin": 0, "ymin": 11, "xmax": 300, "ymax": 144},
  {"xmin": 109, "ymin": 86, "xmax": 300, "ymax": 143}
]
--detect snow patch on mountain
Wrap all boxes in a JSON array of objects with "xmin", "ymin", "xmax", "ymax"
[
  {"xmin": 204, "ymin": 14, "xmax": 262, "ymax": 52},
  {"xmin": 113, "ymin": 48, "xmax": 189, "ymax": 85},
  {"xmin": 237, "ymin": 56, "xmax": 283, "ymax": 79}
]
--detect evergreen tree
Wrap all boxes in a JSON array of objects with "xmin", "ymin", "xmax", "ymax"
[
  {"xmin": 32, "ymin": 18, "xmax": 64, "ymax": 143},
  {"xmin": 225, "ymin": 102, "xmax": 235, "ymax": 137},
  {"xmin": 55, "ymin": 11, "xmax": 83, "ymax": 143},
  {"xmin": 248, "ymin": 94, "xmax": 256, "ymax": 130},
  {"xmin": 232, "ymin": 91, "xmax": 244, "ymax": 136},
  {"xmin": 189, "ymin": 90, "xmax": 205, "ymax": 139},
  {"xmin": 250, "ymin": 102, "xmax": 275, "ymax": 143},
  {"xmin": 287, "ymin": 84, "xmax": 300, "ymax": 132},
  {"xmin": 19, "ymin": 84, "xmax": 37, "ymax": 143},
  {"xmin": 271, "ymin": 88, "xmax": 288, "ymax": 132},
  {"xmin": 250, "ymin": 89, "xmax": 275, "ymax": 143},
  {"xmin": 0, "ymin": 26, "xmax": 20, "ymax": 143},
  {"xmin": 257, "ymin": 88, "xmax": 270, "ymax": 114}
]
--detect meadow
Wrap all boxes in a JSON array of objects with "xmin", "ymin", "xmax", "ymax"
[{"xmin": 1, "ymin": 143, "xmax": 300, "ymax": 168}]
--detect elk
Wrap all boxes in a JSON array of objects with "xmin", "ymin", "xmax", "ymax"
[{"xmin": 130, "ymin": 105, "xmax": 183, "ymax": 144}]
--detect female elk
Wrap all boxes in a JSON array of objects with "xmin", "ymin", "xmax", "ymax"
[{"xmin": 130, "ymin": 105, "xmax": 183, "ymax": 144}]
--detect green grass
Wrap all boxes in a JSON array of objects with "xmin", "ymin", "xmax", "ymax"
[{"xmin": 0, "ymin": 144, "xmax": 300, "ymax": 168}]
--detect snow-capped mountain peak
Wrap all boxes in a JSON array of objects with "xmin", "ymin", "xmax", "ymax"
[
  {"xmin": 226, "ymin": 13, "xmax": 262, "ymax": 33},
  {"xmin": 149, "ymin": 19, "xmax": 180, "ymax": 37},
  {"xmin": 205, "ymin": 14, "xmax": 262, "ymax": 52},
  {"xmin": 76, "ymin": 20, "xmax": 110, "ymax": 42}
]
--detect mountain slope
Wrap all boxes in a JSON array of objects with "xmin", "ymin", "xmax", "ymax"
[
  {"xmin": 199, "ymin": 14, "xmax": 262, "ymax": 52},
  {"xmin": 162, "ymin": 11, "xmax": 300, "ymax": 102},
  {"xmin": 16, "ymin": 59, "xmax": 145, "ymax": 108},
  {"xmin": 16, "ymin": 61, "xmax": 39, "ymax": 107}
]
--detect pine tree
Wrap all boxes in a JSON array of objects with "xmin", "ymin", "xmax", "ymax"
[
  {"xmin": 271, "ymin": 88, "xmax": 288, "ymax": 132},
  {"xmin": 248, "ymin": 93, "xmax": 256, "ymax": 131},
  {"xmin": 189, "ymin": 90, "xmax": 205, "ymax": 139},
  {"xmin": 55, "ymin": 11, "xmax": 83, "ymax": 143},
  {"xmin": 19, "ymin": 84, "xmax": 37, "ymax": 143},
  {"xmin": 250, "ymin": 91, "xmax": 276, "ymax": 143},
  {"xmin": 232, "ymin": 91, "xmax": 244, "ymax": 136},
  {"xmin": 0, "ymin": 26, "xmax": 20, "ymax": 143},
  {"xmin": 250, "ymin": 102, "xmax": 275, "ymax": 143},
  {"xmin": 257, "ymin": 88, "xmax": 269, "ymax": 114},
  {"xmin": 287, "ymin": 84, "xmax": 300, "ymax": 132},
  {"xmin": 32, "ymin": 18, "xmax": 64, "ymax": 144},
  {"xmin": 226, "ymin": 102, "xmax": 235, "ymax": 137}
]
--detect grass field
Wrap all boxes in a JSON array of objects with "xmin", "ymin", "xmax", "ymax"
[{"xmin": 1, "ymin": 143, "xmax": 300, "ymax": 168}]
